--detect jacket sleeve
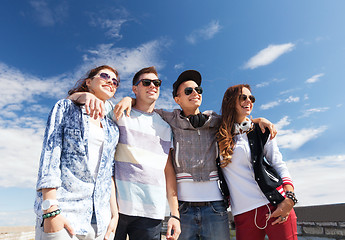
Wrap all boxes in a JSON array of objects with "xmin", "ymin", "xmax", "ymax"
[
  {"xmin": 36, "ymin": 100, "xmax": 70, "ymax": 191},
  {"xmin": 264, "ymin": 137, "xmax": 294, "ymax": 188}
]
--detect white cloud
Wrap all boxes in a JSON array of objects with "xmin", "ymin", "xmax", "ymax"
[
  {"xmin": 256, "ymin": 78, "xmax": 285, "ymax": 88},
  {"xmin": 186, "ymin": 20, "xmax": 221, "ymax": 44},
  {"xmin": 174, "ymin": 63, "xmax": 184, "ymax": 70},
  {"xmin": 275, "ymin": 116, "xmax": 327, "ymax": 150},
  {"xmin": 244, "ymin": 43, "xmax": 295, "ymax": 69},
  {"xmin": 284, "ymin": 96, "xmax": 300, "ymax": 103},
  {"xmin": 305, "ymin": 73, "xmax": 324, "ymax": 83},
  {"xmin": 287, "ymin": 155, "xmax": 345, "ymax": 206},
  {"xmin": 0, "ymin": 124, "xmax": 43, "ymax": 188},
  {"xmin": 29, "ymin": 0, "xmax": 68, "ymax": 26},
  {"xmin": 260, "ymin": 95, "xmax": 300, "ymax": 110},
  {"xmin": 300, "ymin": 107, "xmax": 329, "ymax": 118},
  {"xmin": 83, "ymin": 39, "xmax": 171, "ymax": 82},
  {"xmin": 0, "ymin": 63, "xmax": 71, "ymax": 111},
  {"xmin": 89, "ymin": 9, "xmax": 129, "ymax": 39},
  {"xmin": 260, "ymin": 100, "xmax": 281, "ymax": 110},
  {"xmin": 280, "ymin": 88, "xmax": 299, "ymax": 95},
  {"xmin": 275, "ymin": 116, "xmax": 291, "ymax": 129},
  {"xmin": 255, "ymin": 81, "xmax": 270, "ymax": 88}
]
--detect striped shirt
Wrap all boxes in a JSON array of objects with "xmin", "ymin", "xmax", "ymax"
[{"xmin": 111, "ymin": 108, "xmax": 172, "ymax": 220}]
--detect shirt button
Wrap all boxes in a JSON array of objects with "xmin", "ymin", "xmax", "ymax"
[
  {"xmin": 273, "ymin": 201, "xmax": 276, "ymax": 204},
  {"xmin": 257, "ymin": 178, "xmax": 260, "ymax": 181}
]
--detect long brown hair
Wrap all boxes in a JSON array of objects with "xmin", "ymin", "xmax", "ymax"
[
  {"xmin": 217, "ymin": 84, "xmax": 251, "ymax": 167},
  {"xmin": 68, "ymin": 65, "xmax": 119, "ymax": 96}
]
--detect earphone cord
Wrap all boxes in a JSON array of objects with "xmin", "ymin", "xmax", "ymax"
[{"xmin": 254, "ymin": 204, "xmax": 271, "ymax": 230}]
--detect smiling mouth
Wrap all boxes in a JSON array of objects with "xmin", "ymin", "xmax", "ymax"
[{"xmin": 103, "ymin": 85, "xmax": 113, "ymax": 92}]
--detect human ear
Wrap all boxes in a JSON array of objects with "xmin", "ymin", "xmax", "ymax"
[
  {"xmin": 132, "ymin": 86, "xmax": 138, "ymax": 95},
  {"xmin": 174, "ymin": 96, "xmax": 180, "ymax": 105}
]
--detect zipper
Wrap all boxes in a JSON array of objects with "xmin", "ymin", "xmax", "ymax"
[{"xmin": 264, "ymin": 169, "xmax": 279, "ymax": 182}]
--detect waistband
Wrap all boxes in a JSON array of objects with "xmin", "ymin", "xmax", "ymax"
[{"xmin": 179, "ymin": 200, "xmax": 224, "ymax": 207}]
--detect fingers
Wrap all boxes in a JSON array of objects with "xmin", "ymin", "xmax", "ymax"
[
  {"xmin": 165, "ymin": 218, "xmax": 181, "ymax": 240},
  {"xmin": 272, "ymin": 215, "xmax": 288, "ymax": 225},
  {"xmin": 99, "ymin": 102, "xmax": 105, "ymax": 118},
  {"xmin": 104, "ymin": 229, "xmax": 113, "ymax": 240},
  {"xmin": 269, "ymin": 125, "xmax": 277, "ymax": 139},
  {"xmin": 113, "ymin": 105, "xmax": 124, "ymax": 120},
  {"xmin": 126, "ymin": 105, "xmax": 131, "ymax": 117},
  {"xmin": 64, "ymin": 221, "xmax": 75, "ymax": 236},
  {"xmin": 84, "ymin": 98, "xmax": 91, "ymax": 115},
  {"xmin": 165, "ymin": 224, "xmax": 172, "ymax": 239},
  {"xmin": 114, "ymin": 102, "xmax": 132, "ymax": 120}
]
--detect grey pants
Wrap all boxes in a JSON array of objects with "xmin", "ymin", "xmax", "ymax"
[{"xmin": 35, "ymin": 224, "xmax": 114, "ymax": 240}]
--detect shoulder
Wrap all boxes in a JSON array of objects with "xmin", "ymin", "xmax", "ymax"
[
  {"xmin": 154, "ymin": 108, "xmax": 180, "ymax": 122},
  {"xmin": 104, "ymin": 116, "xmax": 118, "ymax": 129},
  {"xmin": 251, "ymin": 123, "xmax": 270, "ymax": 144},
  {"xmin": 50, "ymin": 99, "xmax": 79, "ymax": 114},
  {"xmin": 203, "ymin": 110, "xmax": 221, "ymax": 125}
]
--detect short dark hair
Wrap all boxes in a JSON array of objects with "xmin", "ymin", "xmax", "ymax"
[{"xmin": 132, "ymin": 66, "xmax": 158, "ymax": 85}]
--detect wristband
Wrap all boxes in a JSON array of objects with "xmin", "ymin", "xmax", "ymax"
[
  {"xmin": 42, "ymin": 209, "xmax": 61, "ymax": 219},
  {"xmin": 285, "ymin": 191, "xmax": 298, "ymax": 205},
  {"xmin": 170, "ymin": 215, "xmax": 180, "ymax": 222}
]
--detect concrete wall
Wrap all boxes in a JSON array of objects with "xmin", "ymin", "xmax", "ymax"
[{"xmin": 295, "ymin": 203, "xmax": 345, "ymax": 240}]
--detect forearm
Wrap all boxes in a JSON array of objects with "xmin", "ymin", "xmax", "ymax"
[
  {"xmin": 42, "ymin": 188, "xmax": 58, "ymax": 213},
  {"xmin": 67, "ymin": 92, "xmax": 92, "ymax": 103},
  {"xmin": 165, "ymin": 151, "xmax": 179, "ymax": 217},
  {"xmin": 110, "ymin": 177, "xmax": 119, "ymax": 217}
]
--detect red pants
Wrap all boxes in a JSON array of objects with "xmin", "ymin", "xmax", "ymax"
[{"xmin": 234, "ymin": 204, "xmax": 297, "ymax": 240}]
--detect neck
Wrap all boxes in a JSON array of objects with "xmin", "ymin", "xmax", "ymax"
[
  {"xmin": 182, "ymin": 107, "xmax": 200, "ymax": 116},
  {"xmin": 236, "ymin": 116, "xmax": 247, "ymax": 123},
  {"xmin": 133, "ymin": 101, "xmax": 155, "ymax": 113}
]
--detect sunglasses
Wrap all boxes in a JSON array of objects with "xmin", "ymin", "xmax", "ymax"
[
  {"xmin": 239, "ymin": 94, "xmax": 255, "ymax": 103},
  {"xmin": 135, "ymin": 79, "xmax": 162, "ymax": 87},
  {"xmin": 98, "ymin": 72, "xmax": 120, "ymax": 87},
  {"xmin": 180, "ymin": 86, "xmax": 203, "ymax": 96}
]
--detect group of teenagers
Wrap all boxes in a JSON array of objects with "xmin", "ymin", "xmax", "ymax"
[{"xmin": 34, "ymin": 65, "xmax": 298, "ymax": 240}]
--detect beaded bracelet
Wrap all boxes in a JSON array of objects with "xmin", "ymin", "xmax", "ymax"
[
  {"xmin": 42, "ymin": 209, "xmax": 61, "ymax": 219},
  {"xmin": 286, "ymin": 191, "xmax": 298, "ymax": 205}
]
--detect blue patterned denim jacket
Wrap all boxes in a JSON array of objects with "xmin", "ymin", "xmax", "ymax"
[{"xmin": 34, "ymin": 99, "xmax": 119, "ymax": 235}]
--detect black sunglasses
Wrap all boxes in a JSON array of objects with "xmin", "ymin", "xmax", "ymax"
[
  {"xmin": 98, "ymin": 72, "xmax": 119, "ymax": 87},
  {"xmin": 135, "ymin": 79, "xmax": 162, "ymax": 87},
  {"xmin": 181, "ymin": 86, "xmax": 203, "ymax": 96},
  {"xmin": 239, "ymin": 94, "xmax": 255, "ymax": 103}
]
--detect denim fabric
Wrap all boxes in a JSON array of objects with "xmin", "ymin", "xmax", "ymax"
[
  {"xmin": 34, "ymin": 99, "xmax": 119, "ymax": 236},
  {"xmin": 178, "ymin": 201, "xmax": 230, "ymax": 240},
  {"xmin": 114, "ymin": 213, "xmax": 162, "ymax": 240}
]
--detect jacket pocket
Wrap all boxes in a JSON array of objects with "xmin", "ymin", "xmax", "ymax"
[
  {"xmin": 264, "ymin": 168, "xmax": 279, "ymax": 183},
  {"xmin": 63, "ymin": 128, "xmax": 86, "ymax": 156}
]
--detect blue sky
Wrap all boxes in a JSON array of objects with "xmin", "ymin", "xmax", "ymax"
[{"xmin": 1, "ymin": 0, "xmax": 345, "ymax": 226}]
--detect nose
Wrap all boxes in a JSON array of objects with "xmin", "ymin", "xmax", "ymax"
[{"xmin": 191, "ymin": 88, "xmax": 199, "ymax": 95}]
